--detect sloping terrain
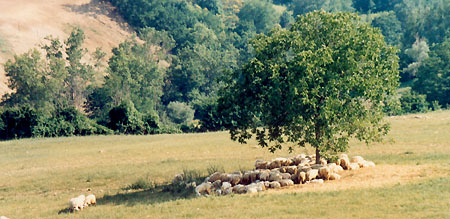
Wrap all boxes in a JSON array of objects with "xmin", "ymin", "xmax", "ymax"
[{"xmin": 0, "ymin": 0, "xmax": 135, "ymax": 95}]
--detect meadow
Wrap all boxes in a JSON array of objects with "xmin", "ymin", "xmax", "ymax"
[{"xmin": 1, "ymin": 110, "xmax": 449, "ymax": 218}]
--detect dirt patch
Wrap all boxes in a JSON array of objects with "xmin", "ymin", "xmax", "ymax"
[{"xmin": 267, "ymin": 164, "xmax": 436, "ymax": 194}]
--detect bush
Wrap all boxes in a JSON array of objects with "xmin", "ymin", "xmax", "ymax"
[
  {"xmin": 108, "ymin": 102, "xmax": 160, "ymax": 134},
  {"xmin": 399, "ymin": 89, "xmax": 430, "ymax": 114},
  {"xmin": 0, "ymin": 106, "xmax": 112, "ymax": 140},
  {"xmin": 166, "ymin": 101, "xmax": 194, "ymax": 125},
  {"xmin": 0, "ymin": 105, "xmax": 38, "ymax": 140}
]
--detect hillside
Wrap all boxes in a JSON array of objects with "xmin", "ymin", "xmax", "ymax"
[{"xmin": 0, "ymin": 0, "xmax": 135, "ymax": 95}]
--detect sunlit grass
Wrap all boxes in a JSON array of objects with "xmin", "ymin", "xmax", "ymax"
[{"xmin": 0, "ymin": 110, "xmax": 449, "ymax": 218}]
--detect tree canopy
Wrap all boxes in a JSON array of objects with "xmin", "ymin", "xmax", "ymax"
[{"xmin": 220, "ymin": 11, "xmax": 399, "ymax": 163}]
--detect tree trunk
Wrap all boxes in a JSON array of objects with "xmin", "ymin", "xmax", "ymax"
[
  {"xmin": 315, "ymin": 122, "xmax": 322, "ymax": 164},
  {"xmin": 315, "ymin": 147, "xmax": 320, "ymax": 164}
]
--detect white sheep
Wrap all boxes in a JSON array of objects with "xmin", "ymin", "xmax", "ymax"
[
  {"xmin": 85, "ymin": 194, "xmax": 96, "ymax": 206},
  {"xmin": 329, "ymin": 173, "xmax": 341, "ymax": 180},
  {"xmin": 348, "ymin": 163, "xmax": 360, "ymax": 170},
  {"xmin": 318, "ymin": 166, "xmax": 331, "ymax": 180},
  {"xmin": 69, "ymin": 195, "xmax": 85, "ymax": 212},
  {"xmin": 195, "ymin": 182, "xmax": 212, "ymax": 196},
  {"xmin": 306, "ymin": 169, "xmax": 319, "ymax": 181},
  {"xmin": 1, "ymin": 216, "xmax": 10, "ymax": 219}
]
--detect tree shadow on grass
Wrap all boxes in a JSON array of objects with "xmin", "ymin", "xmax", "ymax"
[
  {"xmin": 98, "ymin": 185, "xmax": 197, "ymax": 207},
  {"xmin": 57, "ymin": 185, "xmax": 196, "ymax": 215}
]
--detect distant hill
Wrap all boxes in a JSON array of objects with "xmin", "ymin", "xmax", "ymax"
[{"xmin": 0, "ymin": 0, "xmax": 135, "ymax": 95}]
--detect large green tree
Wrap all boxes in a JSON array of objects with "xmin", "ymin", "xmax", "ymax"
[{"xmin": 220, "ymin": 11, "xmax": 399, "ymax": 163}]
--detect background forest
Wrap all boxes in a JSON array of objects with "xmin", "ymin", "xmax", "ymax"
[{"xmin": 1, "ymin": 0, "xmax": 449, "ymax": 139}]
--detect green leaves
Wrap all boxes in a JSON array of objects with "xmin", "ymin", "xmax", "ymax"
[{"xmin": 221, "ymin": 11, "xmax": 400, "ymax": 159}]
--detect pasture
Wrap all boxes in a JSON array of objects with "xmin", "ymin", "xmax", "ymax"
[{"xmin": 1, "ymin": 111, "xmax": 449, "ymax": 218}]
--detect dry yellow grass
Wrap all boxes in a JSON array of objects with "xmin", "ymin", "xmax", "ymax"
[
  {"xmin": 0, "ymin": 110, "xmax": 449, "ymax": 218},
  {"xmin": 0, "ymin": 0, "xmax": 134, "ymax": 95}
]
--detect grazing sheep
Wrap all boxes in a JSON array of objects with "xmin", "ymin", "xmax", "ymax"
[
  {"xmin": 269, "ymin": 181, "xmax": 281, "ymax": 189},
  {"xmin": 246, "ymin": 187, "xmax": 258, "ymax": 194},
  {"xmin": 310, "ymin": 179, "xmax": 324, "ymax": 184},
  {"xmin": 212, "ymin": 180, "xmax": 222, "ymax": 190},
  {"xmin": 348, "ymin": 163, "xmax": 360, "ymax": 170},
  {"xmin": 351, "ymin": 156, "xmax": 364, "ymax": 164},
  {"xmin": 255, "ymin": 160, "xmax": 269, "ymax": 169},
  {"xmin": 280, "ymin": 173, "xmax": 291, "ymax": 180},
  {"xmin": 259, "ymin": 170, "xmax": 270, "ymax": 181},
  {"xmin": 286, "ymin": 166, "xmax": 298, "ymax": 175},
  {"xmin": 339, "ymin": 156, "xmax": 351, "ymax": 170},
  {"xmin": 195, "ymin": 182, "xmax": 212, "ymax": 196},
  {"xmin": 279, "ymin": 179, "xmax": 294, "ymax": 187},
  {"xmin": 329, "ymin": 173, "xmax": 341, "ymax": 180},
  {"xmin": 269, "ymin": 160, "xmax": 282, "ymax": 169},
  {"xmin": 232, "ymin": 184, "xmax": 246, "ymax": 194},
  {"xmin": 306, "ymin": 169, "xmax": 319, "ymax": 181},
  {"xmin": 84, "ymin": 194, "xmax": 96, "ymax": 206},
  {"xmin": 269, "ymin": 172, "xmax": 283, "ymax": 182},
  {"xmin": 209, "ymin": 172, "xmax": 222, "ymax": 182},
  {"xmin": 366, "ymin": 161, "xmax": 376, "ymax": 167},
  {"xmin": 228, "ymin": 174, "xmax": 241, "ymax": 186},
  {"xmin": 320, "ymin": 158, "xmax": 328, "ymax": 166},
  {"xmin": 69, "ymin": 195, "xmax": 85, "ymax": 212},
  {"xmin": 318, "ymin": 167, "xmax": 331, "ymax": 180}
]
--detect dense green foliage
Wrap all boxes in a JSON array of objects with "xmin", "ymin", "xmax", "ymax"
[
  {"xmin": 1, "ymin": 0, "xmax": 449, "ymax": 140},
  {"xmin": 220, "ymin": 11, "xmax": 399, "ymax": 161}
]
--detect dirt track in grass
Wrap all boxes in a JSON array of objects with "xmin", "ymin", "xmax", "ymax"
[{"xmin": 267, "ymin": 164, "xmax": 441, "ymax": 194}]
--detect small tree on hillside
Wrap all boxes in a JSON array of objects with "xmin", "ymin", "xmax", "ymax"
[{"xmin": 219, "ymin": 11, "xmax": 399, "ymax": 163}]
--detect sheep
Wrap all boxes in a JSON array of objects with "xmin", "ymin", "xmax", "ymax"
[
  {"xmin": 269, "ymin": 160, "xmax": 282, "ymax": 169},
  {"xmin": 329, "ymin": 173, "xmax": 341, "ymax": 180},
  {"xmin": 339, "ymin": 156, "xmax": 351, "ymax": 170},
  {"xmin": 279, "ymin": 179, "xmax": 294, "ymax": 187},
  {"xmin": 306, "ymin": 169, "xmax": 319, "ymax": 181},
  {"xmin": 232, "ymin": 184, "xmax": 246, "ymax": 194},
  {"xmin": 269, "ymin": 172, "xmax": 283, "ymax": 182},
  {"xmin": 318, "ymin": 166, "xmax": 331, "ymax": 180},
  {"xmin": 69, "ymin": 195, "xmax": 85, "ymax": 212},
  {"xmin": 208, "ymin": 172, "xmax": 222, "ymax": 182},
  {"xmin": 310, "ymin": 179, "xmax": 324, "ymax": 184},
  {"xmin": 280, "ymin": 173, "xmax": 291, "ymax": 180},
  {"xmin": 1, "ymin": 216, "xmax": 10, "ymax": 219},
  {"xmin": 84, "ymin": 194, "xmax": 96, "ymax": 206},
  {"xmin": 351, "ymin": 156, "xmax": 364, "ymax": 164},
  {"xmin": 320, "ymin": 158, "xmax": 328, "ymax": 166},
  {"xmin": 259, "ymin": 170, "xmax": 270, "ymax": 181},
  {"xmin": 286, "ymin": 166, "xmax": 298, "ymax": 175},
  {"xmin": 195, "ymin": 182, "xmax": 212, "ymax": 196},
  {"xmin": 348, "ymin": 163, "xmax": 360, "ymax": 170},
  {"xmin": 269, "ymin": 181, "xmax": 281, "ymax": 189},
  {"xmin": 221, "ymin": 182, "xmax": 232, "ymax": 195},
  {"xmin": 255, "ymin": 160, "xmax": 269, "ymax": 169}
]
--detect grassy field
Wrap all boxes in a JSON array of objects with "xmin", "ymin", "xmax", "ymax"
[{"xmin": 1, "ymin": 111, "xmax": 449, "ymax": 218}]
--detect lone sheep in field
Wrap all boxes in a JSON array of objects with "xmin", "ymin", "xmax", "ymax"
[
  {"xmin": 84, "ymin": 194, "xmax": 96, "ymax": 206},
  {"xmin": 69, "ymin": 195, "xmax": 85, "ymax": 212}
]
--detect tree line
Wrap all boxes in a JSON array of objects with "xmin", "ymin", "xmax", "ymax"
[{"xmin": 0, "ymin": 0, "xmax": 448, "ymax": 140}]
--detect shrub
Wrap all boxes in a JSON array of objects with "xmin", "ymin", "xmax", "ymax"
[
  {"xmin": 108, "ymin": 102, "xmax": 160, "ymax": 134},
  {"xmin": 0, "ymin": 105, "xmax": 38, "ymax": 140},
  {"xmin": 33, "ymin": 107, "xmax": 112, "ymax": 137},
  {"xmin": 399, "ymin": 89, "xmax": 429, "ymax": 114},
  {"xmin": 166, "ymin": 101, "xmax": 194, "ymax": 125}
]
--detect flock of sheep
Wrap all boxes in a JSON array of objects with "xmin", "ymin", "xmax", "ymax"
[
  {"xmin": 68, "ymin": 194, "xmax": 96, "ymax": 212},
  {"xmin": 194, "ymin": 153, "xmax": 375, "ymax": 196}
]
